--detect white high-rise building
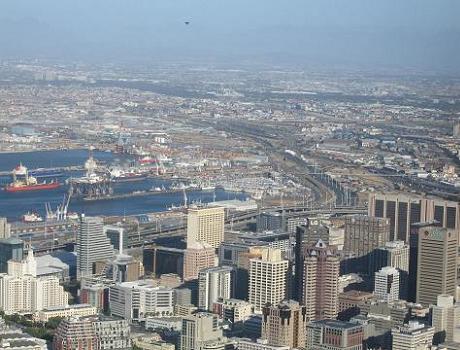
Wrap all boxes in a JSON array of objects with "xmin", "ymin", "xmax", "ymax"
[
  {"xmin": 198, "ymin": 266, "xmax": 233, "ymax": 311},
  {"xmin": 0, "ymin": 248, "xmax": 68, "ymax": 315},
  {"xmin": 180, "ymin": 312, "xmax": 228, "ymax": 350},
  {"xmin": 431, "ymin": 294, "xmax": 460, "ymax": 342},
  {"xmin": 249, "ymin": 248, "xmax": 289, "ymax": 312},
  {"xmin": 187, "ymin": 206, "xmax": 225, "ymax": 249},
  {"xmin": 391, "ymin": 321, "xmax": 434, "ymax": 350},
  {"xmin": 375, "ymin": 266, "xmax": 400, "ymax": 302},
  {"xmin": 109, "ymin": 280, "xmax": 174, "ymax": 322},
  {"xmin": 0, "ymin": 217, "xmax": 11, "ymax": 239},
  {"xmin": 77, "ymin": 216, "xmax": 114, "ymax": 279}
]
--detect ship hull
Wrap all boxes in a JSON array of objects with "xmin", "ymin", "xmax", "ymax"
[
  {"xmin": 111, "ymin": 175, "xmax": 147, "ymax": 182},
  {"xmin": 5, "ymin": 182, "xmax": 61, "ymax": 192},
  {"xmin": 29, "ymin": 169, "xmax": 64, "ymax": 178}
]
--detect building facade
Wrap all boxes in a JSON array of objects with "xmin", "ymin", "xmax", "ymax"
[
  {"xmin": 261, "ymin": 300, "xmax": 308, "ymax": 349},
  {"xmin": 77, "ymin": 216, "xmax": 114, "ymax": 279},
  {"xmin": 249, "ymin": 248, "xmax": 289, "ymax": 312},
  {"xmin": 303, "ymin": 240, "xmax": 340, "ymax": 321},
  {"xmin": 391, "ymin": 321, "xmax": 435, "ymax": 350},
  {"xmin": 198, "ymin": 266, "xmax": 233, "ymax": 311},
  {"xmin": 416, "ymin": 226, "xmax": 458, "ymax": 306},
  {"xmin": 306, "ymin": 320, "xmax": 364, "ymax": 350},
  {"xmin": 431, "ymin": 294, "xmax": 460, "ymax": 343},
  {"xmin": 0, "ymin": 217, "xmax": 11, "ymax": 239},
  {"xmin": 344, "ymin": 215, "xmax": 390, "ymax": 257},
  {"xmin": 180, "ymin": 312, "xmax": 227, "ymax": 350},
  {"xmin": 0, "ymin": 249, "xmax": 68, "ymax": 315},
  {"xmin": 368, "ymin": 193, "xmax": 459, "ymax": 242},
  {"xmin": 374, "ymin": 266, "xmax": 400, "ymax": 302},
  {"xmin": 109, "ymin": 280, "xmax": 174, "ymax": 322},
  {"xmin": 183, "ymin": 242, "xmax": 216, "ymax": 281},
  {"xmin": 187, "ymin": 206, "xmax": 225, "ymax": 249}
]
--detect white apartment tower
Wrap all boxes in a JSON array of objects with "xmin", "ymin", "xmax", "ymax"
[
  {"xmin": 375, "ymin": 266, "xmax": 400, "ymax": 302},
  {"xmin": 249, "ymin": 248, "xmax": 289, "ymax": 312},
  {"xmin": 0, "ymin": 217, "xmax": 11, "ymax": 239},
  {"xmin": 0, "ymin": 248, "xmax": 68, "ymax": 314},
  {"xmin": 198, "ymin": 266, "xmax": 233, "ymax": 311},
  {"xmin": 187, "ymin": 206, "xmax": 225, "ymax": 249},
  {"xmin": 431, "ymin": 294, "xmax": 460, "ymax": 342},
  {"xmin": 391, "ymin": 321, "xmax": 435, "ymax": 350}
]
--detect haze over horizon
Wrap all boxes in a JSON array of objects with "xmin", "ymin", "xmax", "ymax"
[{"xmin": 1, "ymin": 0, "xmax": 459, "ymax": 73}]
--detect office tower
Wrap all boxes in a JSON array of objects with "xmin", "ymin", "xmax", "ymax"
[
  {"xmin": 261, "ymin": 300, "xmax": 308, "ymax": 349},
  {"xmin": 53, "ymin": 317, "xmax": 97, "ymax": 350},
  {"xmin": 214, "ymin": 298, "xmax": 253, "ymax": 334},
  {"xmin": 219, "ymin": 241, "xmax": 268, "ymax": 266},
  {"xmin": 187, "ymin": 206, "xmax": 225, "ymax": 248},
  {"xmin": 249, "ymin": 248, "xmax": 289, "ymax": 312},
  {"xmin": 92, "ymin": 317, "xmax": 132, "ymax": 350},
  {"xmin": 183, "ymin": 241, "xmax": 216, "ymax": 281},
  {"xmin": 431, "ymin": 294, "xmax": 460, "ymax": 343},
  {"xmin": 234, "ymin": 246, "xmax": 266, "ymax": 301},
  {"xmin": 238, "ymin": 231, "xmax": 293, "ymax": 257},
  {"xmin": 0, "ymin": 217, "xmax": 11, "ymax": 239},
  {"xmin": 344, "ymin": 215, "xmax": 390, "ymax": 257},
  {"xmin": 175, "ymin": 288, "xmax": 192, "ymax": 306},
  {"xmin": 286, "ymin": 216, "xmax": 309, "ymax": 234},
  {"xmin": 391, "ymin": 321, "xmax": 435, "ymax": 350},
  {"xmin": 306, "ymin": 320, "xmax": 364, "ymax": 350},
  {"xmin": 416, "ymin": 226, "xmax": 457, "ymax": 306},
  {"xmin": 80, "ymin": 283, "xmax": 109, "ymax": 313},
  {"xmin": 143, "ymin": 246, "xmax": 184, "ymax": 277},
  {"xmin": 303, "ymin": 240, "xmax": 340, "ymax": 321},
  {"xmin": 408, "ymin": 222, "xmax": 439, "ymax": 302},
  {"xmin": 370, "ymin": 240, "xmax": 409, "ymax": 273},
  {"xmin": 374, "ymin": 266, "xmax": 400, "ymax": 302},
  {"xmin": 368, "ymin": 193, "xmax": 460, "ymax": 242},
  {"xmin": 77, "ymin": 216, "xmax": 114, "ymax": 279},
  {"xmin": 0, "ymin": 248, "xmax": 68, "ymax": 314},
  {"xmin": 257, "ymin": 212, "xmax": 284, "ymax": 232},
  {"xmin": 0, "ymin": 237, "xmax": 23, "ymax": 273},
  {"xmin": 198, "ymin": 266, "xmax": 233, "ymax": 311},
  {"xmin": 104, "ymin": 224, "xmax": 128, "ymax": 253},
  {"xmin": 338, "ymin": 290, "xmax": 374, "ymax": 321},
  {"xmin": 180, "ymin": 312, "xmax": 226, "ymax": 350},
  {"xmin": 109, "ymin": 280, "xmax": 174, "ymax": 322},
  {"xmin": 110, "ymin": 229, "xmax": 143, "ymax": 283},
  {"xmin": 293, "ymin": 224, "xmax": 307, "ymax": 303},
  {"xmin": 370, "ymin": 240, "xmax": 409, "ymax": 300}
]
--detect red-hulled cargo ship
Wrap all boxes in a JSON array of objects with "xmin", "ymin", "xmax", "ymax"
[
  {"xmin": 4, "ymin": 165, "xmax": 61, "ymax": 193},
  {"xmin": 5, "ymin": 181, "xmax": 61, "ymax": 192}
]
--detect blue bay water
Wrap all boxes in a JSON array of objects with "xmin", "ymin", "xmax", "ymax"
[{"xmin": 0, "ymin": 149, "xmax": 246, "ymax": 220}]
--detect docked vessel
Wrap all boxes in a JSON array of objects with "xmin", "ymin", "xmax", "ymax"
[
  {"xmin": 138, "ymin": 156, "xmax": 158, "ymax": 165},
  {"xmin": 13, "ymin": 163, "xmax": 63, "ymax": 178},
  {"xmin": 22, "ymin": 212, "xmax": 43, "ymax": 222},
  {"xmin": 110, "ymin": 168, "xmax": 148, "ymax": 182},
  {"xmin": 5, "ymin": 165, "xmax": 61, "ymax": 193},
  {"xmin": 29, "ymin": 168, "xmax": 64, "ymax": 178}
]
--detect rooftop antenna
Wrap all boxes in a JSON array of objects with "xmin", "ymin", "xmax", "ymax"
[{"xmin": 119, "ymin": 227, "xmax": 123, "ymax": 255}]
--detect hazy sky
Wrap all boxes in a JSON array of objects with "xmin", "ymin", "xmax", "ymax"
[{"xmin": 1, "ymin": 0, "xmax": 459, "ymax": 72}]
